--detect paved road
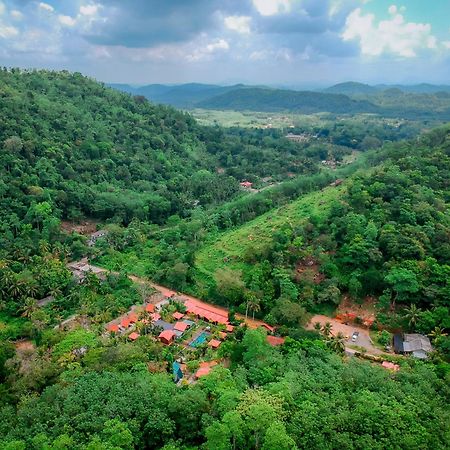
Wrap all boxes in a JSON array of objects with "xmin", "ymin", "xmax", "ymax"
[{"xmin": 307, "ymin": 314, "xmax": 386, "ymax": 355}]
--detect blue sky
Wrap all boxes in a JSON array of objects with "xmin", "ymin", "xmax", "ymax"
[{"xmin": 0, "ymin": 0, "xmax": 449, "ymax": 86}]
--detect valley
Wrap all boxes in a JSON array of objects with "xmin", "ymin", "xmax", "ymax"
[{"xmin": 0, "ymin": 69, "xmax": 449, "ymax": 449}]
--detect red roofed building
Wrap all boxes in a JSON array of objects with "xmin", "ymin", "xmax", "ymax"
[
  {"xmin": 261, "ymin": 323, "xmax": 275, "ymax": 333},
  {"xmin": 226, "ymin": 324, "xmax": 234, "ymax": 333},
  {"xmin": 266, "ymin": 335, "xmax": 285, "ymax": 347},
  {"xmin": 208, "ymin": 339, "xmax": 221, "ymax": 349},
  {"xmin": 120, "ymin": 318, "xmax": 131, "ymax": 329},
  {"xmin": 145, "ymin": 304, "xmax": 155, "ymax": 313},
  {"xmin": 107, "ymin": 324, "xmax": 119, "ymax": 333},
  {"xmin": 174, "ymin": 321, "xmax": 189, "ymax": 332},
  {"xmin": 195, "ymin": 367, "xmax": 211, "ymax": 378},
  {"xmin": 219, "ymin": 332, "xmax": 227, "ymax": 340},
  {"xmin": 151, "ymin": 313, "xmax": 161, "ymax": 322},
  {"xmin": 128, "ymin": 332, "xmax": 140, "ymax": 341},
  {"xmin": 128, "ymin": 313, "xmax": 138, "ymax": 323},
  {"xmin": 159, "ymin": 329, "xmax": 176, "ymax": 345},
  {"xmin": 173, "ymin": 312, "xmax": 184, "ymax": 320},
  {"xmin": 240, "ymin": 181, "xmax": 253, "ymax": 188}
]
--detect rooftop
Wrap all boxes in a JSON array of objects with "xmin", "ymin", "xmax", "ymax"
[
  {"xmin": 266, "ymin": 335, "xmax": 285, "ymax": 347},
  {"xmin": 174, "ymin": 321, "xmax": 189, "ymax": 332}
]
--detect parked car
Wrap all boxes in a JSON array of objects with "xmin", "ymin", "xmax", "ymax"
[{"xmin": 351, "ymin": 331, "xmax": 359, "ymax": 342}]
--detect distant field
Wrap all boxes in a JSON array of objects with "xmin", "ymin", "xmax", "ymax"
[
  {"xmin": 190, "ymin": 108, "xmax": 329, "ymax": 128},
  {"xmin": 194, "ymin": 184, "xmax": 344, "ymax": 284}
]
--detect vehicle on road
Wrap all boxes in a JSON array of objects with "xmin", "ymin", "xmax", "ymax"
[{"xmin": 351, "ymin": 331, "xmax": 359, "ymax": 342}]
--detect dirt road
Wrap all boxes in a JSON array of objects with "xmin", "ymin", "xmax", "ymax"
[
  {"xmin": 307, "ymin": 314, "xmax": 385, "ymax": 355},
  {"xmin": 70, "ymin": 259, "xmax": 270, "ymax": 330}
]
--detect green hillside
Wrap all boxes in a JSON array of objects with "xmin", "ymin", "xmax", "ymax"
[{"xmin": 194, "ymin": 185, "xmax": 344, "ymax": 282}]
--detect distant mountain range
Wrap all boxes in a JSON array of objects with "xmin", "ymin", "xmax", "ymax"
[{"xmin": 107, "ymin": 81, "xmax": 450, "ymax": 120}]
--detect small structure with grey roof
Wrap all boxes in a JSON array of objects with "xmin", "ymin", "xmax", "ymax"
[{"xmin": 394, "ymin": 333, "xmax": 432, "ymax": 359}]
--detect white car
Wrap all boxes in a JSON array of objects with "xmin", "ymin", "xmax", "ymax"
[{"xmin": 351, "ymin": 331, "xmax": 359, "ymax": 342}]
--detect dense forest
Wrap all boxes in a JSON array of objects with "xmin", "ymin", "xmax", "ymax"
[{"xmin": 1, "ymin": 69, "xmax": 449, "ymax": 449}]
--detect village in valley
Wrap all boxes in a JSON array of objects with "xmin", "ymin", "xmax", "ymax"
[{"xmin": 62, "ymin": 225, "xmax": 434, "ymax": 384}]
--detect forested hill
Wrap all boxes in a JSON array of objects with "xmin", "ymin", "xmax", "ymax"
[
  {"xmin": 196, "ymin": 87, "xmax": 379, "ymax": 114},
  {"xmin": 0, "ymin": 69, "xmax": 245, "ymax": 226},
  {"xmin": 198, "ymin": 87, "xmax": 450, "ymax": 120}
]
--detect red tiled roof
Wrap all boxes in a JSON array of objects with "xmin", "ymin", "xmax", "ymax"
[
  {"xmin": 195, "ymin": 367, "xmax": 211, "ymax": 378},
  {"xmin": 173, "ymin": 312, "xmax": 184, "ymax": 320},
  {"xmin": 128, "ymin": 313, "xmax": 138, "ymax": 323},
  {"xmin": 145, "ymin": 304, "xmax": 155, "ymax": 313},
  {"xmin": 184, "ymin": 299, "xmax": 229, "ymax": 324},
  {"xmin": 128, "ymin": 332, "xmax": 140, "ymax": 341},
  {"xmin": 266, "ymin": 335, "xmax": 285, "ymax": 347},
  {"xmin": 159, "ymin": 329, "xmax": 176, "ymax": 342},
  {"xmin": 151, "ymin": 313, "xmax": 161, "ymax": 322},
  {"xmin": 107, "ymin": 324, "xmax": 119, "ymax": 333},
  {"xmin": 174, "ymin": 321, "xmax": 189, "ymax": 332},
  {"xmin": 208, "ymin": 339, "xmax": 221, "ymax": 349},
  {"xmin": 226, "ymin": 324, "xmax": 234, "ymax": 333},
  {"xmin": 261, "ymin": 323, "xmax": 275, "ymax": 333},
  {"xmin": 121, "ymin": 318, "xmax": 131, "ymax": 328},
  {"xmin": 219, "ymin": 332, "xmax": 227, "ymax": 340}
]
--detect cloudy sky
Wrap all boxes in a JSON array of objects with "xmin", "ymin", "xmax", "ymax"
[{"xmin": 0, "ymin": 0, "xmax": 449, "ymax": 86}]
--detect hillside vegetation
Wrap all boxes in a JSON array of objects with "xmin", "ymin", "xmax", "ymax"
[{"xmin": 1, "ymin": 70, "xmax": 449, "ymax": 449}]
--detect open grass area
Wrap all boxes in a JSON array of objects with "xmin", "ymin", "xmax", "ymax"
[
  {"xmin": 190, "ymin": 108, "xmax": 329, "ymax": 128},
  {"xmin": 194, "ymin": 184, "xmax": 344, "ymax": 283}
]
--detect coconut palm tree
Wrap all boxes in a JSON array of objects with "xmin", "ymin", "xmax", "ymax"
[
  {"xmin": 248, "ymin": 298, "xmax": 261, "ymax": 320},
  {"xmin": 313, "ymin": 322, "xmax": 322, "ymax": 332},
  {"xmin": 21, "ymin": 297, "xmax": 38, "ymax": 318},
  {"xmin": 329, "ymin": 332, "xmax": 346, "ymax": 354},
  {"xmin": 322, "ymin": 322, "xmax": 333, "ymax": 337},
  {"xmin": 403, "ymin": 304, "xmax": 422, "ymax": 329},
  {"xmin": 428, "ymin": 326, "xmax": 448, "ymax": 344}
]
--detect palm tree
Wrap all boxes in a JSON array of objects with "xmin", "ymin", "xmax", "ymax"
[
  {"xmin": 21, "ymin": 297, "xmax": 38, "ymax": 318},
  {"xmin": 403, "ymin": 304, "xmax": 421, "ymax": 329},
  {"xmin": 313, "ymin": 322, "xmax": 322, "ymax": 332},
  {"xmin": 428, "ymin": 327, "xmax": 448, "ymax": 345},
  {"xmin": 322, "ymin": 322, "xmax": 333, "ymax": 337},
  {"xmin": 248, "ymin": 298, "xmax": 261, "ymax": 320},
  {"xmin": 329, "ymin": 332, "xmax": 346, "ymax": 354}
]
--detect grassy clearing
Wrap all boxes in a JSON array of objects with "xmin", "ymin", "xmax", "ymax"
[
  {"xmin": 190, "ymin": 109, "xmax": 328, "ymax": 128},
  {"xmin": 194, "ymin": 185, "xmax": 344, "ymax": 283}
]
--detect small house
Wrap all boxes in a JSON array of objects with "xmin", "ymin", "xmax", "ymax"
[
  {"xmin": 394, "ymin": 333, "xmax": 432, "ymax": 359},
  {"xmin": 159, "ymin": 329, "xmax": 176, "ymax": 345},
  {"xmin": 266, "ymin": 335, "xmax": 285, "ymax": 347},
  {"xmin": 107, "ymin": 324, "xmax": 119, "ymax": 334},
  {"xmin": 120, "ymin": 318, "xmax": 131, "ymax": 329},
  {"xmin": 145, "ymin": 304, "xmax": 155, "ymax": 313},
  {"xmin": 173, "ymin": 312, "xmax": 184, "ymax": 320},
  {"xmin": 128, "ymin": 332, "xmax": 140, "ymax": 341},
  {"xmin": 208, "ymin": 339, "xmax": 221, "ymax": 349},
  {"xmin": 174, "ymin": 321, "xmax": 189, "ymax": 333}
]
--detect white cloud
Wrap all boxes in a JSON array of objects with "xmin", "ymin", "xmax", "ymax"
[
  {"xmin": 206, "ymin": 39, "xmax": 229, "ymax": 52},
  {"xmin": 10, "ymin": 10, "xmax": 23, "ymax": 20},
  {"xmin": 0, "ymin": 23, "xmax": 18, "ymax": 38},
  {"xmin": 80, "ymin": 4, "xmax": 99, "ymax": 16},
  {"xmin": 443, "ymin": 41, "xmax": 450, "ymax": 49},
  {"xmin": 342, "ymin": 7, "xmax": 437, "ymax": 57},
  {"xmin": 58, "ymin": 15, "xmax": 77, "ymax": 27},
  {"xmin": 39, "ymin": 2, "xmax": 54, "ymax": 12},
  {"xmin": 224, "ymin": 15, "xmax": 251, "ymax": 34},
  {"xmin": 253, "ymin": 0, "xmax": 291, "ymax": 16},
  {"xmin": 388, "ymin": 5, "xmax": 397, "ymax": 15}
]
